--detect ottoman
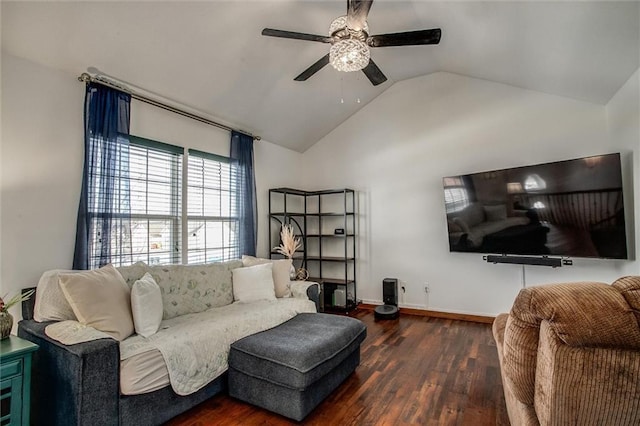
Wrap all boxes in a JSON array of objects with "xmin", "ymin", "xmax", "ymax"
[{"xmin": 228, "ymin": 313, "xmax": 367, "ymax": 421}]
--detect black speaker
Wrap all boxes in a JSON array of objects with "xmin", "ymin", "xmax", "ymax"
[
  {"xmin": 485, "ymin": 254, "xmax": 562, "ymax": 268},
  {"xmin": 383, "ymin": 278, "xmax": 398, "ymax": 306},
  {"xmin": 376, "ymin": 278, "xmax": 399, "ymax": 320}
]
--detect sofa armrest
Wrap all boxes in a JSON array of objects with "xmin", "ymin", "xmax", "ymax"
[
  {"xmin": 290, "ymin": 281, "xmax": 320, "ymax": 312},
  {"xmin": 535, "ymin": 321, "xmax": 640, "ymax": 425},
  {"xmin": 18, "ymin": 319, "xmax": 120, "ymax": 426},
  {"xmin": 21, "ymin": 286, "xmax": 36, "ymax": 320}
]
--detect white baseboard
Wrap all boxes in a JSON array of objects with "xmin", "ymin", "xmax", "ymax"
[
  {"xmin": 359, "ymin": 299, "xmax": 496, "ymax": 318},
  {"xmin": 361, "ymin": 298, "xmax": 425, "ymax": 310}
]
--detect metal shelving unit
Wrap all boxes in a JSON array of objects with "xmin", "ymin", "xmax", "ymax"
[{"xmin": 269, "ymin": 188, "xmax": 357, "ymax": 312}]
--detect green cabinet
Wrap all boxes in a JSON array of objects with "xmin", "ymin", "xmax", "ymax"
[{"xmin": 1, "ymin": 336, "xmax": 38, "ymax": 426}]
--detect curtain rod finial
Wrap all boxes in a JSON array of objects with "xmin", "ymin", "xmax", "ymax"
[{"xmin": 78, "ymin": 73, "xmax": 91, "ymax": 83}]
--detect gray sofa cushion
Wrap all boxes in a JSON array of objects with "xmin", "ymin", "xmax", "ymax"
[{"xmin": 229, "ymin": 313, "xmax": 366, "ymax": 390}]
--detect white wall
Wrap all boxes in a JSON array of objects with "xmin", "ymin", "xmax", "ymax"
[
  {"xmin": 2, "ymin": 53, "xmax": 637, "ymax": 320},
  {"xmin": 254, "ymin": 139, "xmax": 305, "ymax": 257},
  {"xmin": 301, "ymin": 72, "xmax": 639, "ymax": 316},
  {"xmin": 0, "ymin": 52, "xmax": 303, "ymax": 323},
  {"xmin": 606, "ymin": 69, "xmax": 640, "ymax": 275},
  {"xmin": 1, "ymin": 53, "xmax": 84, "ymax": 309}
]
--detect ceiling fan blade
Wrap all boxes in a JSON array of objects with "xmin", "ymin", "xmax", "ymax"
[
  {"xmin": 367, "ymin": 29, "xmax": 442, "ymax": 47},
  {"xmin": 362, "ymin": 59, "xmax": 387, "ymax": 86},
  {"xmin": 262, "ymin": 28, "xmax": 332, "ymax": 43},
  {"xmin": 294, "ymin": 54, "xmax": 330, "ymax": 81},
  {"xmin": 347, "ymin": 0, "xmax": 373, "ymax": 31}
]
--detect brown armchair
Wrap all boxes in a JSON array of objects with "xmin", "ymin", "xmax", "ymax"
[{"xmin": 493, "ymin": 276, "xmax": 640, "ymax": 425}]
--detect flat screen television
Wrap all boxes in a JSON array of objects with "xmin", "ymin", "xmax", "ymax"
[{"xmin": 442, "ymin": 153, "xmax": 628, "ymax": 259}]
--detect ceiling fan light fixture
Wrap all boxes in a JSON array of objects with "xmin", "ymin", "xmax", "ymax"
[
  {"xmin": 262, "ymin": 1, "xmax": 440, "ymax": 85},
  {"xmin": 329, "ymin": 15, "xmax": 369, "ymax": 36},
  {"xmin": 329, "ymin": 15, "xmax": 348, "ymax": 35},
  {"xmin": 330, "ymin": 39, "xmax": 370, "ymax": 72}
]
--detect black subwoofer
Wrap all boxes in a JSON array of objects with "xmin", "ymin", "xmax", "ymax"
[
  {"xmin": 375, "ymin": 278, "xmax": 399, "ymax": 320},
  {"xmin": 382, "ymin": 278, "xmax": 398, "ymax": 306}
]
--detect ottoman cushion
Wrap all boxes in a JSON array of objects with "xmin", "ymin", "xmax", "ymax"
[{"xmin": 229, "ymin": 313, "xmax": 366, "ymax": 390}]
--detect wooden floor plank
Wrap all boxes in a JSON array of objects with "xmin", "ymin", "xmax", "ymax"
[{"xmin": 166, "ymin": 310, "xmax": 509, "ymax": 426}]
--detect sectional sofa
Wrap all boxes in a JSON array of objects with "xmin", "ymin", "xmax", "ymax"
[{"xmin": 18, "ymin": 258, "xmax": 321, "ymax": 425}]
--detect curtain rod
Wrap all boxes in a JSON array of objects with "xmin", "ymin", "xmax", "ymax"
[{"xmin": 77, "ymin": 73, "xmax": 261, "ymax": 141}]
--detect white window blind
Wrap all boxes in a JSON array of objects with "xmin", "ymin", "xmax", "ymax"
[
  {"xmin": 129, "ymin": 136, "xmax": 183, "ymax": 265},
  {"xmin": 127, "ymin": 136, "xmax": 182, "ymax": 265},
  {"xmin": 187, "ymin": 150, "xmax": 240, "ymax": 264}
]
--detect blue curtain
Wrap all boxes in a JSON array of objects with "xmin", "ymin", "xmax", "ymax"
[
  {"xmin": 230, "ymin": 131, "xmax": 257, "ymax": 257},
  {"xmin": 73, "ymin": 83, "xmax": 132, "ymax": 269}
]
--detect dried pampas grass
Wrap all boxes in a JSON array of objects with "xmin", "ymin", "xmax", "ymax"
[{"xmin": 273, "ymin": 224, "xmax": 301, "ymax": 258}]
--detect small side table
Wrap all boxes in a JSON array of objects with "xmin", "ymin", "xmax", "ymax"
[{"xmin": 1, "ymin": 335, "xmax": 38, "ymax": 426}]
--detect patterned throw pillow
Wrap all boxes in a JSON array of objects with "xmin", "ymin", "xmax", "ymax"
[
  {"xmin": 34, "ymin": 269, "xmax": 79, "ymax": 322},
  {"xmin": 117, "ymin": 261, "xmax": 150, "ymax": 288}
]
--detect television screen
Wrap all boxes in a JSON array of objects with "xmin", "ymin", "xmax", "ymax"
[{"xmin": 442, "ymin": 153, "xmax": 628, "ymax": 259}]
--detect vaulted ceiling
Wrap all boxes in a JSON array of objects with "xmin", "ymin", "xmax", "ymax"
[{"xmin": 2, "ymin": 1, "xmax": 639, "ymax": 152}]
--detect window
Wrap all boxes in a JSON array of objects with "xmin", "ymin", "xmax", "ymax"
[
  {"xmin": 187, "ymin": 150, "xmax": 240, "ymax": 264},
  {"xmin": 91, "ymin": 136, "xmax": 240, "ymax": 267},
  {"xmin": 443, "ymin": 176, "xmax": 470, "ymax": 213},
  {"xmin": 128, "ymin": 136, "xmax": 182, "ymax": 265}
]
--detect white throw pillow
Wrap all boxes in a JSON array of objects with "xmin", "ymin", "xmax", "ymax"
[
  {"xmin": 59, "ymin": 264, "xmax": 134, "ymax": 341},
  {"xmin": 34, "ymin": 263, "xmax": 150, "ymax": 322},
  {"xmin": 241, "ymin": 255, "xmax": 292, "ymax": 298},
  {"xmin": 131, "ymin": 273, "xmax": 163, "ymax": 338},
  {"xmin": 232, "ymin": 263, "xmax": 276, "ymax": 303}
]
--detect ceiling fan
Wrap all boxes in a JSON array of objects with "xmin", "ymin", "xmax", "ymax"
[{"xmin": 261, "ymin": 0, "xmax": 441, "ymax": 86}]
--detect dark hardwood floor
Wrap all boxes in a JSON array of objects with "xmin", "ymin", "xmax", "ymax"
[{"xmin": 166, "ymin": 309, "xmax": 509, "ymax": 426}]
